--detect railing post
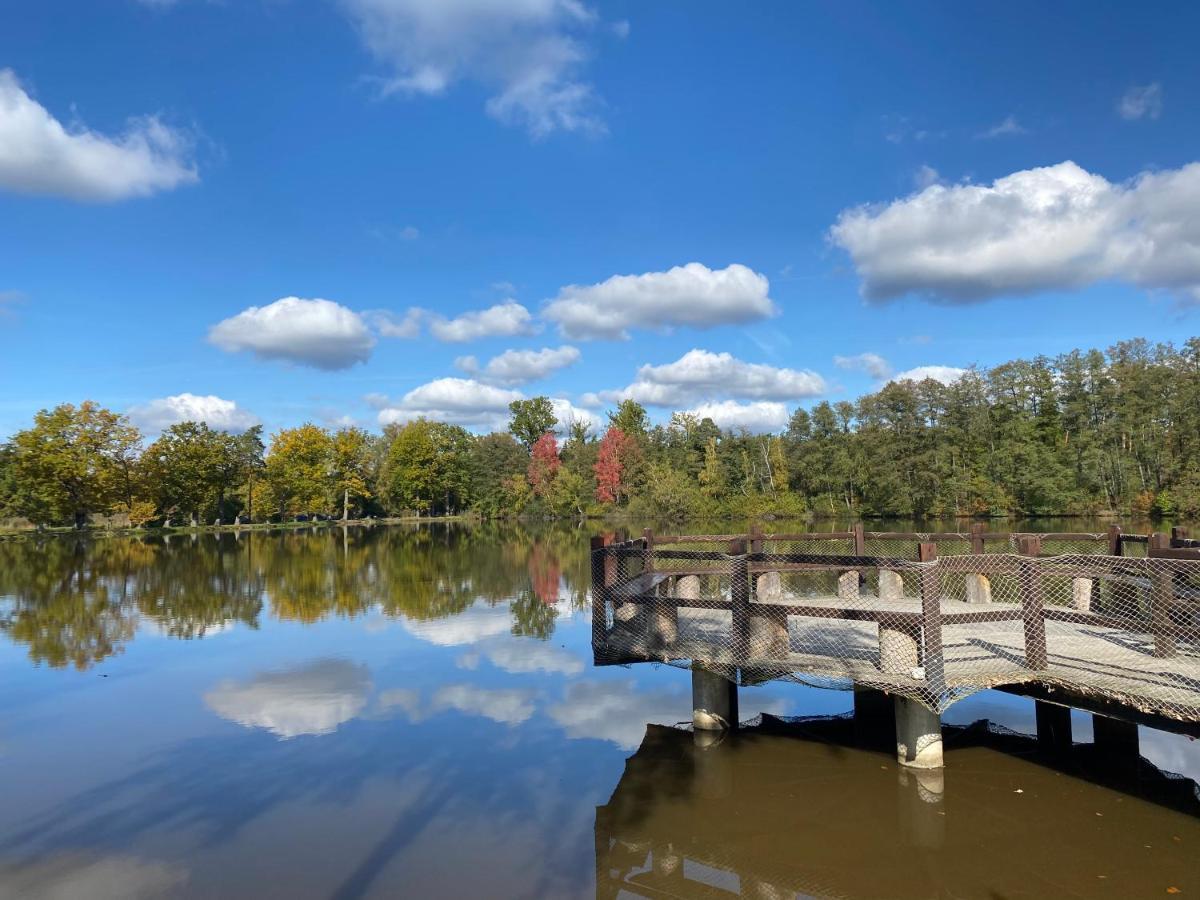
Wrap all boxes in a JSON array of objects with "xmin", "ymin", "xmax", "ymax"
[
  {"xmin": 1148, "ymin": 533, "xmax": 1176, "ymax": 658},
  {"xmin": 591, "ymin": 535, "xmax": 613, "ymax": 649},
  {"xmin": 840, "ymin": 522, "xmax": 865, "ymax": 598},
  {"xmin": 970, "ymin": 521, "xmax": 986, "ymax": 555},
  {"xmin": 917, "ymin": 542, "xmax": 944, "ymax": 692},
  {"xmin": 1171, "ymin": 526, "xmax": 1190, "ymax": 547},
  {"xmin": 1017, "ymin": 536, "xmax": 1048, "ymax": 669},
  {"xmin": 1107, "ymin": 524, "xmax": 1123, "ymax": 557},
  {"xmin": 729, "ymin": 539, "xmax": 750, "ymax": 656}
]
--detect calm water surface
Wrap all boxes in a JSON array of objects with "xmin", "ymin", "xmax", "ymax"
[{"xmin": 0, "ymin": 523, "xmax": 1196, "ymax": 899}]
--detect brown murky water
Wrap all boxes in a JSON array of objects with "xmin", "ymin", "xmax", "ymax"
[{"xmin": 0, "ymin": 522, "xmax": 1196, "ymax": 898}]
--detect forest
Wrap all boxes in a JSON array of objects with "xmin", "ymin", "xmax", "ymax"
[{"xmin": 1, "ymin": 337, "xmax": 1197, "ymax": 529}]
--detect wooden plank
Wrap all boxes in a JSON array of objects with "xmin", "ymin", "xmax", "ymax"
[
  {"xmin": 761, "ymin": 531, "xmax": 855, "ymax": 541},
  {"xmin": 1149, "ymin": 546, "xmax": 1200, "ymax": 561}
]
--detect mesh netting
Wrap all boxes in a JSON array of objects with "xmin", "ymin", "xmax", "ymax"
[{"xmin": 592, "ymin": 535, "xmax": 1200, "ymax": 720}]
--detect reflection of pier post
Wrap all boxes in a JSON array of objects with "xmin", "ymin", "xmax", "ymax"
[
  {"xmin": 897, "ymin": 765, "xmax": 945, "ymax": 850},
  {"xmin": 1093, "ymin": 713, "xmax": 1139, "ymax": 779},
  {"xmin": 1035, "ymin": 700, "xmax": 1073, "ymax": 754}
]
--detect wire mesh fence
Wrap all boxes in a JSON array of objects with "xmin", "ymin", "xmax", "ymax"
[{"xmin": 591, "ymin": 529, "xmax": 1200, "ymax": 721}]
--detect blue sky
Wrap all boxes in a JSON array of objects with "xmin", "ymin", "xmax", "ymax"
[{"xmin": 1, "ymin": 0, "xmax": 1198, "ymax": 439}]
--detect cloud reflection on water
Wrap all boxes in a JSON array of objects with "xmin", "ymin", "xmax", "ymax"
[{"xmin": 204, "ymin": 659, "xmax": 371, "ymax": 739}]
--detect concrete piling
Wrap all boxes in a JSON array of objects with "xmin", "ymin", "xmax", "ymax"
[
  {"xmin": 894, "ymin": 696, "xmax": 943, "ymax": 768},
  {"xmin": 692, "ymin": 666, "xmax": 738, "ymax": 731}
]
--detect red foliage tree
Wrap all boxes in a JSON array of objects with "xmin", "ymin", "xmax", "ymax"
[
  {"xmin": 594, "ymin": 427, "xmax": 630, "ymax": 504},
  {"xmin": 527, "ymin": 432, "xmax": 561, "ymax": 496}
]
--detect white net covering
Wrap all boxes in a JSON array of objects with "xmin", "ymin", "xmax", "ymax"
[{"xmin": 591, "ymin": 531, "xmax": 1200, "ymax": 720}]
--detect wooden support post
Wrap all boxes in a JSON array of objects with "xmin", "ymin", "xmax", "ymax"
[
  {"xmin": 1170, "ymin": 526, "xmax": 1189, "ymax": 547},
  {"xmin": 1035, "ymin": 700, "xmax": 1073, "ymax": 755},
  {"xmin": 1148, "ymin": 533, "xmax": 1176, "ymax": 658},
  {"xmin": 853, "ymin": 688, "xmax": 894, "ymax": 750},
  {"xmin": 1107, "ymin": 524, "xmax": 1123, "ymax": 557},
  {"xmin": 918, "ymin": 542, "xmax": 944, "ymax": 690},
  {"xmin": 729, "ymin": 539, "xmax": 750, "ymax": 653},
  {"xmin": 1018, "ymin": 536, "xmax": 1048, "ymax": 670}
]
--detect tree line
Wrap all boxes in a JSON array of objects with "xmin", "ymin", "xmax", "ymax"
[{"xmin": 1, "ymin": 337, "xmax": 1197, "ymax": 528}]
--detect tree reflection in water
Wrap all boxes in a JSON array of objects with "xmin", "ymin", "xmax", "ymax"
[{"xmin": 0, "ymin": 523, "xmax": 592, "ymax": 670}]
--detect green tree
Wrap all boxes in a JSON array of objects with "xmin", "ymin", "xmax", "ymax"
[
  {"xmin": 508, "ymin": 397, "xmax": 557, "ymax": 450},
  {"xmin": 331, "ymin": 427, "xmax": 374, "ymax": 519},
  {"xmin": 265, "ymin": 424, "xmax": 335, "ymax": 518},
  {"xmin": 8, "ymin": 402, "xmax": 143, "ymax": 527}
]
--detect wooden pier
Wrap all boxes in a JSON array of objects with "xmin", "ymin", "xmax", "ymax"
[{"xmin": 591, "ymin": 526, "xmax": 1200, "ymax": 764}]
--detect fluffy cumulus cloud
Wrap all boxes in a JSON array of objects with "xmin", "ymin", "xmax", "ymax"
[
  {"xmin": 374, "ymin": 377, "xmax": 598, "ymax": 432},
  {"xmin": 834, "ymin": 352, "xmax": 892, "ymax": 379},
  {"xmin": 830, "ymin": 160, "xmax": 1200, "ymax": 305},
  {"xmin": 1118, "ymin": 82, "xmax": 1163, "ymax": 121},
  {"xmin": 544, "ymin": 262, "xmax": 777, "ymax": 340},
  {"xmin": 456, "ymin": 345, "xmax": 580, "ymax": 385},
  {"xmin": 548, "ymin": 397, "xmax": 601, "ymax": 433},
  {"xmin": 0, "ymin": 69, "xmax": 197, "ymax": 201},
  {"xmin": 682, "ymin": 400, "xmax": 790, "ymax": 434},
  {"xmin": 208, "ymin": 297, "xmax": 376, "ymax": 369},
  {"xmin": 596, "ymin": 349, "xmax": 825, "ymax": 408},
  {"xmin": 127, "ymin": 393, "xmax": 260, "ymax": 434},
  {"xmin": 889, "ymin": 365, "xmax": 968, "ymax": 386},
  {"xmin": 341, "ymin": 0, "xmax": 607, "ymax": 136},
  {"xmin": 376, "ymin": 377, "xmax": 522, "ymax": 430},
  {"xmin": 428, "ymin": 301, "xmax": 537, "ymax": 342},
  {"xmin": 203, "ymin": 660, "xmax": 372, "ymax": 739}
]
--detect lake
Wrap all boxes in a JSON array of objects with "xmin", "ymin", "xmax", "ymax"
[{"xmin": 0, "ymin": 523, "xmax": 1197, "ymax": 898}]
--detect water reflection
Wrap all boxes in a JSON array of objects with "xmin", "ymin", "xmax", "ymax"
[
  {"xmin": 204, "ymin": 660, "xmax": 372, "ymax": 739},
  {"xmin": 0, "ymin": 524, "xmax": 592, "ymax": 670},
  {"xmin": 0, "ymin": 522, "xmax": 1197, "ymax": 899},
  {"xmin": 596, "ymin": 718, "xmax": 1200, "ymax": 899}
]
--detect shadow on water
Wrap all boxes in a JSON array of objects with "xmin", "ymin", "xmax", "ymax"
[{"xmin": 596, "ymin": 715, "xmax": 1200, "ymax": 899}]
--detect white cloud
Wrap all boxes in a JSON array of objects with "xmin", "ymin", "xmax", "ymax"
[
  {"xmin": 598, "ymin": 349, "xmax": 826, "ymax": 408},
  {"xmin": 913, "ymin": 164, "xmax": 940, "ymax": 189},
  {"xmin": 428, "ymin": 301, "xmax": 537, "ymax": 342},
  {"xmin": 209, "ymin": 296, "xmax": 376, "ymax": 369},
  {"xmin": 0, "ymin": 69, "xmax": 197, "ymax": 201},
  {"xmin": 0, "ymin": 853, "xmax": 188, "ymax": 900},
  {"xmin": 127, "ymin": 393, "xmax": 259, "ymax": 434},
  {"xmin": 377, "ymin": 377, "xmax": 522, "ymax": 430},
  {"xmin": 456, "ymin": 345, "xmax": 579, "ymax": 385},
  {"xmin": 468, "ymin": 635, "xmax": 584, "ymax": 675},
  {"xmin": 375, "ymin": 377, "xmax": 598, "ymax": 433},
  {"xmin": 1118, "ymin": 82, "xmax": 1163, "ymax": 121},
  {"xmin": 682, "ymin": 400, "xmax": 789, "ymax": 433},
  {"xmin": 203, "ymin": 660, "xmax": 371, "ymax": 739},
  {"xmin": 834, "ymin": 352, "xmax": 892, "ymax": 379},
  {"xmin": 547, "ymin": 680, "xmax": 690, "ymax": 749},
  {"xmin": 430, "ymin": 683, "xmax": 536, "ymax": 725},
  {"xmin": 976, "ymin": 114, "xmax": 1026, "ymax": 139},
  {"xmin": 401, "ymin": 603, "xmax": 513, "ymax": 646},
  {"xmin": 888, "ymin": 365, "xmax": 967, "ymax": 386},
  {"xmin": 370, "ymin": 307, "xmax": 423, "ymax": 338},
  {"xmin": 830, "ymin": 160, "xmax": 1200, "ymax": 305},
  {"xmin": 548, "ymin": 397, "xmax": 601, "ymax": 434},
  {"xmin": 544, "ymin": 262, "xmax": 777, "ymax": 340},
  {"xmin": 341, "ymin": 0, "xmax": 606, "ymax": 137}
]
